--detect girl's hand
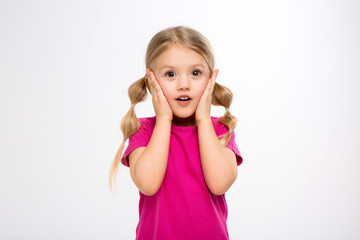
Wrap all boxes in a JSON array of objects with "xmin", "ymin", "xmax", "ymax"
[
  {"xmin": 195, "ymin": 69, "xmax": 219, "ymax": 124},
  {"xmin": 146, "ymin": 69, "xmax": 173, "ymax": 122}
]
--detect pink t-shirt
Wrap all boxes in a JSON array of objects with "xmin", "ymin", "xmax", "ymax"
[{"xmin": 121, "ymin": 116, "xmax": 243, "ymax": 240}]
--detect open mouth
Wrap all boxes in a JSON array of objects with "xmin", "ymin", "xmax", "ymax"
[
  {"xmin": 176, "ymin": 97, "xmax": 191, "ymax": 101},
  {"xmin": 176, "ymin": 95, "xmax": 192, "ymax": 105}
]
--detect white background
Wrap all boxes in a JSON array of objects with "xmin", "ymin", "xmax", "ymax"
[{"xmin": 1, "ymin": 0, "xmax": 359, "ymax": 239}]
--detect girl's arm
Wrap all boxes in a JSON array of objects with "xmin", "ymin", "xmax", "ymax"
[
  {"xmin": 129, "ymin": 118, "xmax": 171, "ymax": 196},
  {"xmin": 196, "ymin": 69, "xmax": 238, "ymax": 195},
  {"xmin": 198, "ymin": 118, "xmax": 238, "ymax": 195},
  {"xmin": 128, "ymin": 69, "xmax": 172, "ymax": 196}
]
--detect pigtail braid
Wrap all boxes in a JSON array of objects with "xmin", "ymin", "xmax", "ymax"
[
  {"xmin": 109, "ymin": 76, "xmax": 148, "ymax": 191},
  {"xmin": 212, "ymin": 82, "xmax": 237, "ymax": 145}
]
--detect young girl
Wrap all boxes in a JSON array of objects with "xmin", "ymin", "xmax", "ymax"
[{"xmin": 109, "ymin": 26, "xmax": 243, "ymax": 240}]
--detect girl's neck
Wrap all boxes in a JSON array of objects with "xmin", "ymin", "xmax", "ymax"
[{"xmin": 171, "ymin": 114, "xmax": 196, "ymax": 127}]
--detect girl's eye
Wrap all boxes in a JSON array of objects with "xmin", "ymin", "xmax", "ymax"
[
  {"xmin": 192, "ymin": 70, "xmax": 201, "ymax": 76},
  {"xmin": 166, "ymin": 71, "xmax": 175, "ymax": 78}
]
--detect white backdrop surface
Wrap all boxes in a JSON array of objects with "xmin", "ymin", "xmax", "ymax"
[{"xmin": 0, "ymin": 0, "xmax": 359, "ymax": 239}]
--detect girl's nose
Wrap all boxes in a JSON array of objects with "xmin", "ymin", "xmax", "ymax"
[{"xmin": 177, "ymin": 75, "xmax": 190, "ymax": 91}]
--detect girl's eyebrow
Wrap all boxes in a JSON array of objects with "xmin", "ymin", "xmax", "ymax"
[
  {"xmin": 190, "ymin": 64, "xmax": 206, "ymax": 69},
  {"xmin": 159, "ymin": 64, "xmax": 206, "ymax": 71}
]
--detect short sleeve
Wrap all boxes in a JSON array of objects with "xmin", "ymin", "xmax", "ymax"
[
  {"xmin": 213, "ymin": 117, "xmax": 243, "ymax": 166},
  {"xmin": 225, "ymin": 130, "xmax": 243, "ymax": 166},
  {"xmin": 121, "ymin": 118, "xmax": 153, "ymax": 167}
]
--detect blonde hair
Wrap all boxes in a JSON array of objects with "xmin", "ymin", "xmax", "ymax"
[{"xmin": 109, "ymin": 26, "xmax": 237, "ymax": 191}]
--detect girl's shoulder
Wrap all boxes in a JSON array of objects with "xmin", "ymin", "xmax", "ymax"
[
  {"xmin": 137, "ymin": 116, "xmax": 156, "ymax": 131},
  {"xmin": 210, "ymin": 116, "xmax": 222, "ymax": 124},
  {"xmin": 210, "ymin": 116, "xmax": 233, "ymax": 137},
  {"xmin": 210, "ymin": 116, "xmax": 228, "ymax": 130},
  {"xmin": 138, "ymin": 116, "xmax": 156, "ymax": 124}
]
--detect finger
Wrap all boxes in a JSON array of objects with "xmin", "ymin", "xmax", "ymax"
[
  {"xmin": 146, "ymin": 69, "xmax": 156, "ymax": 96},
  {"xmin": 148, "ymin": 71, "xmax": 163, "ymax": 96},
  {"xmin": 211, "ymin": 69, "xmax": 219, "ymax": 82},
  {"xmin": 205, "ymin": 69, "xmax": 218, "ymax": 92},
  {"xmin": 211, "ymin": 69, "xmax": 219, "ymax": 85},
  {"xmin": 147, "ymin": 70, "xmax": 157, "ymax": 87},
  {"xmin": 210, "ymin": 69, "xmax": 219, "ymax": 93},
  {"xmin": 205, "ymin": 77, "xmax": 213, "ymax": 92}
]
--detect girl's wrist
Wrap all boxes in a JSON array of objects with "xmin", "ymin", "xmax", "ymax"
[
  {"xmin": 156, "ymin": 116, "xmax": 173, "ymax": 124},
  {"xmin": 196, "ymin": 116, "xmax": 212, "ymax": 127}
]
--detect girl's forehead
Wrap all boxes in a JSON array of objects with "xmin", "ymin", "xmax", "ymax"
[{"xmin": 153, "ymin": 44, "xmax": 208, "ymax": 69}]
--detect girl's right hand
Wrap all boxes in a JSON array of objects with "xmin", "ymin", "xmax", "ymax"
[{"xmin": 146, "ymin": 69, "xmax": 173, "ymax": 122}]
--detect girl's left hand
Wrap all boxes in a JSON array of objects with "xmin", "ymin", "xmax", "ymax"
[{"xmin": 195, "ymin": 69, "xmax": 219, "ymax": 124}]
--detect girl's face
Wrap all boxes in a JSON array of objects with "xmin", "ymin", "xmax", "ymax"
[{"xmin": 151, "ymin": 44, "xmax": 211, "ymax": 126}]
